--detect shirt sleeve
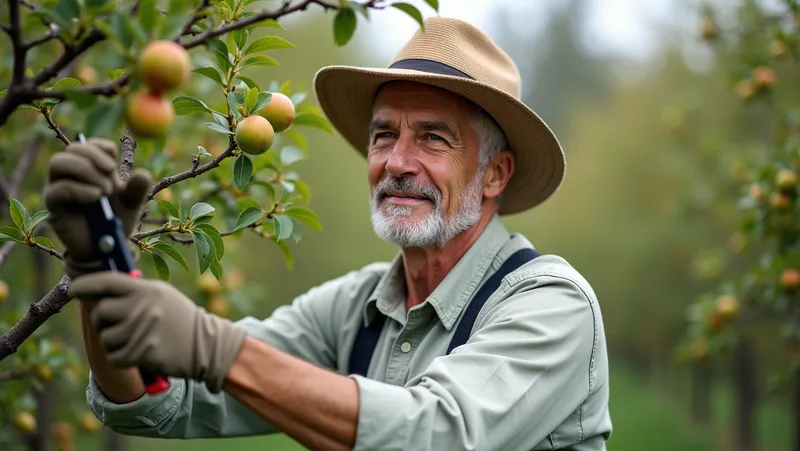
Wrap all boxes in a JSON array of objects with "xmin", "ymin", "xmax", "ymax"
[
  {"xmin": 85, "ymin": 269, "xmax": 364, "ymax": 439},
  {"xmin": 349, "ymin": 271, "xmax": 600, "ymax": 451}
]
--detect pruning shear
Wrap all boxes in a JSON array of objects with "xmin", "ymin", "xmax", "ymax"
[{"xmin": 77, "ymin": 133, "xmax": 171, "ymax": 395}]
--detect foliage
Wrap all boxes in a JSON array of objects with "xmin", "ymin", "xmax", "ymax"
[
  {"xmin": 0, "ymin": 0, "xmax": 438, "ymax": 449},
  {"xmin": 676, "ymin": 0, "xmax": 800, "ymax": 409}
]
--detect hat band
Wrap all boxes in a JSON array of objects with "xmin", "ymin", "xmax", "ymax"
[{"xmin": 389, "ymin": 58, "xmax": 474, "ymax": 80}]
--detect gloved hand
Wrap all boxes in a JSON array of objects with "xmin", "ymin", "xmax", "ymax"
[
  {"xmin": 68, "ymin": 271, "xmax": 248, "ymax": 393},
  {"xmin": 43, "ymin": 138, "xmax": 152, "ymax": 279}
]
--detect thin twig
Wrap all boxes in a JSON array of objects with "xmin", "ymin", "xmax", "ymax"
[
  {"xmin": 25, "ymin": 30, "xmax": 59, "ymax": 49},
  {"xmin": 42, "ymin": 109, "xmax": 70, "ymax": 146},
  {"xmin": 118, "ymin": 130, "xmax": 136, "ymax": 182},
  {"xmin": 31, "ymin": 241, "xmax": 63, "ymax": 260},
  {"xmin": 147, "ymin": 143, "xmax": 236, "ymax": 199},
  {"xmin": 133, "ymin": 226, "xmax": 171, "ymax": 240}
]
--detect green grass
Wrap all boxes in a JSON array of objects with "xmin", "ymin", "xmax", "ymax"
[{"xmin": 64, "ymin": 366, "xmax": 720, "ymax": 451}]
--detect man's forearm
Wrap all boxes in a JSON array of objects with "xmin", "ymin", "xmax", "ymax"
[
  {"xmin": 222, "ymin": 336, "xmax": 360, "ymax": 451},
  {"xmin": 79, "ymin": 301, "xmax": 146, "ymax": 403}
]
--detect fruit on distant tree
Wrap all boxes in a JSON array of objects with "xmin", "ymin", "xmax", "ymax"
[
  {"xmin": 13, "ymin": 412, "xmax": 36, "ymax": 433},
  {"xmin": 770, "ymin": 192, "xmax": 791, "ymax": 210},
  {"xmin": 79, "ymin": 411, "xmax": 101, "ymax": 432},
  {"xmin": 207, "ymin": 294, "xmax": 230, "ymax": 317},
  {"xmin": 137, "ymin": 40, "xmax": 191, "ymax": 93},
  {"xmin": 780, "ymin": 268, "xmax": 800, "ymax": 289},
  {"xmin": 235, "ymin": 115, "xmax": 274, "ymax": 155},
  {"xmin": 776, "ymin": 169, "xmax": 797, "ymax": 191},
  {"xmin": 715, "ymin": 295, "xmax": 740, "ymax": 318},
  {"xmin": 124, "ymin": 91, "xmax": 175, "ymax": 138},
  {"xmin": 754, "ymin": 66, "xmax": 776, "ymax": 88},
  {"xmin": 197, "ymin": 272, "xmax": 222, "ymax": 295},
  {"xmin": 0, "ymin": 280, "xmax": 8, "ymax": 303},
  {"xmin": 700, "ymin": 18, "xmax": 718, "ymax": 39},
  {"xmin": 256, "ymin": 93, "xmax": 296, "ymax": 132}
]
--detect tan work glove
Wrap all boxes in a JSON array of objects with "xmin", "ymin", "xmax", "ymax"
[
  {"xmin": 43, "ymin": 138, "xmax": 151, "ymax": 279},
  {"xmin": 69, "ymin": 271, "xmax": 248, "ymax": 393}
]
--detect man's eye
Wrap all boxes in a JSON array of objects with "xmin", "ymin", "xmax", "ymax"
[
  {"xmin": 375, "ymin": 132, "xmax": 393, "ymax": 140},
  {"xmin": 426, "ymin": 134, "xmax": 445, "ymax": 141}
]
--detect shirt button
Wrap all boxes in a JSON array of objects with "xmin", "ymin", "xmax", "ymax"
[{"xmin": 400, "ymin": 342, "xmax": 412, "ymax": 353}]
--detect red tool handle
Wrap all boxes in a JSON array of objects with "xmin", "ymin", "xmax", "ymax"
[{"xmin": 128, "ymin": 269, "xmax": 171, "ymax": 395}]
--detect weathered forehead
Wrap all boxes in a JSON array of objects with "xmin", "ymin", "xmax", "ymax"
[{"xmin": 372, "ymin": 81, "xmax": 476, "ymax": 122}]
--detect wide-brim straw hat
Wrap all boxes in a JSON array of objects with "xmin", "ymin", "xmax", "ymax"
[{"xmin": 313, "ymin": 17, "xmax": 565, "ymax": 215}]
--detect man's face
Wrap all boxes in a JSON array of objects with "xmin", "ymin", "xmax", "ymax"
[{"xmin": 367, "ymin": 82, "xmax": 488, "ymax": 249}]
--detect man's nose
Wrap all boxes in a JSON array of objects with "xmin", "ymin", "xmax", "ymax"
[{"xmin": 385, "ymin": 134, "xmax": 420, "ymax": 177}]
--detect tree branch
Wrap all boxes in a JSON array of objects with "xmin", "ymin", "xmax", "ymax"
[
  {"xmin": 9, "ymin": 0, "xmax": 26, "ymax": 85},
  {"xmin": 31, "ymin": 241, "xmax": 63, "ymax": 260},
  {"xmin": 42, "ymin": 108, "xmax": 71, "ymax": 146},
  {"xmin": 0, "ymin": 242, "xmax": 16, "ymax": 266},
  {"xmin": 148, "ymin": 143, "xmax": 236, "ymax": 199},
  {"xmin": 119, "ymin": 130, "xmax": 136, "ymax": 182},
  {"xmin": 0, "ymin": 276, "xmax": 71, "ymax": 361}
]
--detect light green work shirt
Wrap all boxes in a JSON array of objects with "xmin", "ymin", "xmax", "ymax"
[{"xmin": 85, "ymin": 215, "xmax": 613, "ymax": 450}]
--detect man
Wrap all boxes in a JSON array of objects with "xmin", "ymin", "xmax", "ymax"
[{"xmin": 45, "ymin": 17, "xmax": 612, "ymax": 451}]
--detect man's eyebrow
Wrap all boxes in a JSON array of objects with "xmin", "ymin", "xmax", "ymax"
[
  {"xmin": 418, "ymin": 120, "xmax": 459, "ymax": 139},
  {"xmin": 369, "ymin": 119, "xmax": 393, "ymax": 135}
]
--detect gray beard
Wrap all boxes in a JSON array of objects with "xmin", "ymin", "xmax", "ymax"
[{"xmin": 369, "ymin": 170, "xmax": 484, "ymax": 249}]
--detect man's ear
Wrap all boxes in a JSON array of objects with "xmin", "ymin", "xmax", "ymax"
[{"xmin": 483, "ymin": 150, "xmax": 514, "ymax": 200}]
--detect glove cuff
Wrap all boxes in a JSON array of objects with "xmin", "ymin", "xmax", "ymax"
[{"xmin": 196, "ymin": 312, "xmax": 248, "ymax": 393}]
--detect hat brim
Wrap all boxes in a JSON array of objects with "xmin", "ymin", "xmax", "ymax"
[{"xmin": 312, "ymin": 65, "xmax": 566, "ymax": 216}]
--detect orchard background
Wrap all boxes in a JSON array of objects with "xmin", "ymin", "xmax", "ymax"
[{"xmin": 1, "ymin": 0, "xmax": 799, "ymax": 450}]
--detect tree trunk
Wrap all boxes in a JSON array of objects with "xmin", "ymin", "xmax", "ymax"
[
  {"xmin": 691, "ymin": 359, "xmax": 712, "ymax": 424},
  {"xmin": 734, "ymin": 339, "xmax": 757, "ymax": 451}
]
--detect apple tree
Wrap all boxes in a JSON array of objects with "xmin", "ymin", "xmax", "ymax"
[
  {"xmin": 0, "ymin": 0, "xmax": 440, "ymax": 449},
  {"xmin": 676, "ymin": 0, "xmax": 800, "ymax": 449}
]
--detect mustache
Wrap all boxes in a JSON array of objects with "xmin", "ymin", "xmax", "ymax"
[{"xmin": 373, "ymin": 176, "xmax": 441, "ymax": 205}]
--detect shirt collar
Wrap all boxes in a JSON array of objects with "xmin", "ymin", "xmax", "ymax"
[{"xmin": 363, "ymin": 214, "xmax": 511, "ymax": 330}]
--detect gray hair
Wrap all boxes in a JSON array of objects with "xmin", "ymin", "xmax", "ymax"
[{"xmin": 473, "ymin": 105, "xmax": 508, "ymax": 206}]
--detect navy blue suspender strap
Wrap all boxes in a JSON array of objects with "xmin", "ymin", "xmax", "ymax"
[{"xmin": 347, "ymin": 247, "xmax": 542, "ymax": 376}]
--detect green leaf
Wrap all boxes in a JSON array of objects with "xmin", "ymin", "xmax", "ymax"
[
  {"xmin": 206, "ymin": 122, "xmax": 233, "ymax": 135},
  {"xmin": 233, "ymin": 28, "xmax": 249, "ymax": 52},
  {"xmin": 85, "ymin": 100, "xmax": 124, "ymax": 139},
  {"xmin": 237, "ymin": 76, "xmax": 261, "ymax": 91},
  {"xmin": 333, "ymin": 7, "xmax": 357, "ymax": 46},
  {"xmin": 52, "ymin": 77, "xmax": 81, "ymax": 91},
  {"xmin": 150, "ymin": 252, "xmax": 170, "ymax": 280},
  {"xmin": 8, "ymin": 197, "xmax": 27, "ymax": 230},
  {"xmin": 251, "ymin": 18, "xmax": 284, "ymax": 29},
  {"xmin": 392, "ymin": 3, "xmax": 425, "ymax": 29},
  {"xmin": 34, "ymin": 8, "xmax": 74, "ymax": 41},
  {"xmin": 244, "ymin": 87, "xmax": 259, "ymax": 115},
  {"xmin": 274, "ymin": 238, "xmax": 293, "ymax": 269},
  {"xmin": 348, "ymin": 1, "xmax": 370, "ymax": 18},
  {"xmin": 152, "ymin": 242, "xmax": 190, "ymax": 273},
  {"xmin": 227, "ymin": 91, "xmax": 243, "ymax": 121},
  {"xmin": 197, "ymin": 145, "xmax": 212, "ymax": 158},
  {"xmin": 192, "ymin": 66, "xmax": 226, "ymax": 88},
  {"xmin": 0, "ymin": 226, "xmax": 23, "ymax": 242},
  {"xmin": 424, "ymin": 0, "xmax": 439, "ymax": 11},
  {"xmin": 209, "ymin": 258, "xmax": 223, "ymax": 280},
  {"xmin": 233, "ymin": 154, "xmax": 253, "ymax": 190},
  {"xmin": 243, "ymin": 36, "xmax": 294, "ymax": 55},
  {"xmin": 138, "ymin": 0, "xmax": 158, "ymax": 36},
  {"xmin": 33, "ymin": 236, "xmax": 56, "ymax": 249},
  {"xmin": 252, "ymin": 92, "xmax": 272, "ymax": 114},
  {"xmin": 56, "ymin": 0, "xmax": 81, "ymax": 22},
  {"xmin": 206, "ymin": 38, "xmax": 232, "ymax": 72},
  {"xmin": 173, "ymin": 95, "xmax": 211, "ymax": 115},
  {"xmin": 284, "ymin": 128, "xmax": 308, "ymax": 152},
  {"xmin": 189, "ymin": 202, "xmax": 215, "ymax": 220},
  {"xmin": 241, "ymin": 55, "xmax": 279, "ymax": 68},
  {"xmin": 86, "ymin": 0, "xmax": 115, "ymax": 14},
  {"xmin": 284, "ymin": 206, "xmax": 322, "ymax": 231},
  {"xmin": 293, "ymin": 112, "xmax": 334, "ymax": 133},
  {"xmin": 27, "ymin": 210, "xmax": 50, "ymax": 232},
  {"xmin": 234, "ymin": 207, "xmax": 265, "ymax": 231},
  {"xmin": 292, "ymin": 180, "xmax": 311, "ymax": 203},
  {"xmin": 190, "ymin": 230, "xmax": 214, "ymax": 274},
  {"xmin": 273, "ymin": 214, "xmax": 293, "ymax": 240},
  {"xmin": 108, "ymin": 68, "xmax": 126, "ymax": 80},
  {"xmin": 157, "ymin": 200, "xmax": 180, "ymax": 218},
  {"xmin": 194, "ymin": 223, "xmax": 224, "ymax": 260}
]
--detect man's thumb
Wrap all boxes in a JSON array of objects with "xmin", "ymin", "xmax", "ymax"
[{"xmin": 119, "ymin": 169, "xmax": 152, "ymax": 211}]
